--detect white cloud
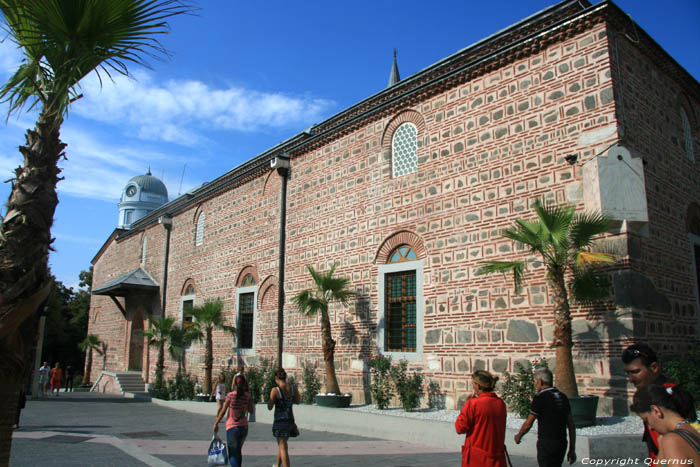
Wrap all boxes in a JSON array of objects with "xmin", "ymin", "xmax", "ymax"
[
  {"xmin": 53, "ymin": 233, "xmax": 103, "ymax": 246},
  {"xmin": 0, "ymin": 41, "xmax": 23, "ymax": 77},
  {"xmin": 72, "ymin": 70, "xmax": 335, "ymax": 146}
]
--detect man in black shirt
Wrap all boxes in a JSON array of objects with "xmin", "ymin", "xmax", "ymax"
[{"xmin": 514, "ymin": 368, "xmax": 576, "ymax": 467}]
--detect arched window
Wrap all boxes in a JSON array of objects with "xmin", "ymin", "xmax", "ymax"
[
  {"xmin": 388, "ymin": 245, "xmax": 417, "ymax": 263},
  {"xmin": 182, "ymin": 284, "xmax": 196, "ymax": 327},
  {"xmin": 195, "ymin": 212, "xmax": 206, "ymax": 246},
  {"xmin": 392, "ymin": 122, "xmax": 418, "ymax": 178},
  {"xmin": 241, "ymin": 274, "xmax": 256, "ymax": 286},
  {"xmin": 379, "ymin": 243, "xmax": 423, "ymax": 359},
  {"xmin": 680, "ymin": 107, "xmax": 695, "ymax": 162},
  {"xmin": 141, "ymin": 236, "xmax": 147, "ymax": 264}
]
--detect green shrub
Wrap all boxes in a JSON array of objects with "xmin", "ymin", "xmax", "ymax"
[
  {"xmin": 390, "ymin": 359, "xmax": 424, "ymax": 412},
  {"xmin": 500, "ymin": 358, "xmax": 549, "ymax": 418},
  {"xmin": 165, "ymin": 372, "xmax": 196, "ymax": 400},
  {"xmin": 427, "ymin": 380, "xmax": 445, "ymax": 409},
  {"xmin": 366, "ymin": 354, "xmax": 393, "ymax": 409},
  {"xmin": 301, "ymin": 361, "xmax": 322, "ymax": 404},
  {"xmin": 246, "ymin": 365, "xmax": 264, "ymax": 402},
  {"xmin": 665, "ymin": 349, "xmax": 700, "ymax": 404},
  {"xmin": 149, "ymin": 370, "xmax": 169, "ymax": 400},
  {"xmin": 261, "ymin": 358, "xmax": 278, "ymax": 403}
]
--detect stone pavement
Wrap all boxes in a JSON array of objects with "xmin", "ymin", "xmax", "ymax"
[{"xmin": 11, "ymin": 392, "xmax": 539, "ymax": 466}]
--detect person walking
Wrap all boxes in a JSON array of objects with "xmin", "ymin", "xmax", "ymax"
[
  {"xmin": 455, "ymin": 370, "xmax": 507, "ymax": 467},
  {"xmin": 630, "ymin": 384, "xmax": 700, "ymax": 465},
  {"xmin": 38, "ymin": 362, "xmax": 50, "ymax": 398},
  {"xmin": 215, "ymin": 373, "xmax": 228, "ymax": 411},
  {"xmin": 50, "ymin": 362, "xmax": 63, "ymax": 396},
  {"xmin": 64, "ymin": 364, "xmax": 74, "ymax": 392},
  {"xmin": 514, "ymin": 368, "xmax": 576, "ymax": 466},
  {"xmin": 622, "ymin": 343, "xmax": 675, "ymax": 460},
  {"xmin": 213, "ymin": 374, "xmax": 254, "ymax": 467},
  {"xmin": 267, "ymin": 368, "xmax": 300, "ymax": 467}
]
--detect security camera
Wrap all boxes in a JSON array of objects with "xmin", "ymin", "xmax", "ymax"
[{"xmin": 564, "ymin": 154, "xmax": 578, "ymax": 165}]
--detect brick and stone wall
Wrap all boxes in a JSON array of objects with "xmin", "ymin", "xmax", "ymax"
[{"xmin": 88, "ymin": 5, "xmax": 699, "ymax": 415}]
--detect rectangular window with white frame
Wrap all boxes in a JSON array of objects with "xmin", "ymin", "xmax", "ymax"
[
  {"xmin": 378, "ymin": 260, "xmax": 424, "ymax": 361},
  {"xmin": 236, "ymin": 286, "xmax": 257, "ymax": 355}
]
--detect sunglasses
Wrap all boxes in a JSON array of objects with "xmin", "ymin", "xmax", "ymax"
[{"xmin": 622, "ymin": 348, "xmax": 654, "ymax": 363}]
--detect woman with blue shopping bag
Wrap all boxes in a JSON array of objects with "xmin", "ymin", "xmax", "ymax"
[{"xmin": 213, "ymin": 374, "xmax": 255, "ymax": 467}]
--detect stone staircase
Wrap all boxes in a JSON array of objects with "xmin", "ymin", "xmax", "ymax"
[{"xmin": 114, "ymin": 371, "xmax": 148, "ymax": 395}]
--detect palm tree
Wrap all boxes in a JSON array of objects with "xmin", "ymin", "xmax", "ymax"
[
  {"xmin": 79, "ymin": 334, "xmax": 104, "ymax": 386},
  {"xmin": 189, "ymin": 299, "xmax": 236, "ymax": 396},
  {"xmin": 141, "ymin": 316, "xmax": 177, "ymax": 388},
  {"xmin": 292, "ymin": 263, "xmax": 355, "ymax": 395},
  {"xmin": 166, "ymin": 325, "xmax": 198, "ymax": 376},
  {"xmin": 479, "ymin": 199, "xmax": 613, "ymax": 397},
  {"xmin": 0, "ymin": 2, "xmax": 191, "ymax": 460}
]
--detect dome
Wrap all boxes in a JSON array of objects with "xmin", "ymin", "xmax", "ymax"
[{"xmin": 127, "ymin": 170, "xmax": 168, "ymax": 197}]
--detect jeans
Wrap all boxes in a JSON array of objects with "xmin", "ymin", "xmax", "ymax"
[{"xmin": 226, "ymin": 425, "xmax": 248, "ymax": 467}]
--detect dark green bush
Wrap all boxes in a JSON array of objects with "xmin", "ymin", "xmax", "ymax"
[
  {"xmin": 301, "ymin": 361, "xmax": 322, "ymax": 404},
  {"xmin": 366, "ymin": 354, "xmax": 393, "ymax": 409},
  {"xmin": 500, "ymin": 358, "xmax": 549, "ymax": 418},
  {"xmin": 390, "ymin": 359, "xmax": 424, "ymax": 412},
  {"xmin": 165, "ymin": 372, "xmax": 196, "ymax": 400},
  {"xmin": 246, "ymin": 365, "xmax": 264, "ymax": 402},
  {"xmin": 665, "ymin": 349, "xmax": 700, "ymax": 404},
  {"xmin": 149, "ymin": 370, "xmax": 169, "ymax": 399}
]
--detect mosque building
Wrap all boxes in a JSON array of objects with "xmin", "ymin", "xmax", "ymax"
[{"xmin": 87, "ymin": 0, "xmax": 699, "ymax": 414}]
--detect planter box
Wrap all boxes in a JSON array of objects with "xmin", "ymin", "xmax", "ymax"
[
  {"xmin": 570, "ymin": 395, "xmax": 599, "ymax": 427},
  {"xmin": 315, "ymin": 394, "xmax": 352, "ymax": 408}
]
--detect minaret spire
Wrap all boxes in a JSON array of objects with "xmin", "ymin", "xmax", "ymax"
[{"xmin": 388, "ymin": 48, "xmax": 400, "ymax": 87}]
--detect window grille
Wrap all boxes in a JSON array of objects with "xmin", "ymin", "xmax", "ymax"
[
  {"xmin": 238, "ymin": 292, "xmax": 254, "ymax": 349},
  {"xmin": 681, "ymin": 108, "xmax": 695, "ymax": 162},
  {"xmin": 195, "ymin": 213, "xmax": 206, "ymax": 245},
  {"xmin": 385, "ymin": 271, "xmax": 416, "ymax": 351},
  {"xmin": 392, "ymin": 123, "xmax": 418, "ymax": 177}
]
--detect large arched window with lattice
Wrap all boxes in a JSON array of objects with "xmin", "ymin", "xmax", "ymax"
[
  {"xmin": 378, "ymin": 242, "xmax": 423, "ymax": 360},
  {"xmin": 680, "ymin": 107, "xmax": 695, "ymax": 162},
  {"xmin": 392, "ymin": 123, "xmax": 418, "ymax": 178}
]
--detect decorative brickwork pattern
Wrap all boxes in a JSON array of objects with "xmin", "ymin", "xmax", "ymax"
[{"xmin": 374, "ymin": 231, "xmax": 427, "ymax": 264}]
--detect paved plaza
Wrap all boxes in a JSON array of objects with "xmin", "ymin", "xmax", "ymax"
[{"xmin": 11, "ymin": 392, "xmax": 539, "ymax": 466}]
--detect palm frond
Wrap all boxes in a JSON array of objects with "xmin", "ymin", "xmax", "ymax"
[
  {"xmin": 569, "ymin": 266, "xmax": 611, "ymax": 304},
  {"xmin": 533, "ymin": 199, "xmax": 575, "ymax": 250},
  {"xmin": 575, "ymin": 251, "xmax": 614, "ymax": 267},
  {"xmin": 478, "ymin": 260, "xmax": 526, "ymax": 294},
  {"xmin": 569, "ymin": 212, "xmax": 612, "ymax": 249},
  {"xmin": 0, "ymin": 0, "xmax": 195, "ymax": 119}
]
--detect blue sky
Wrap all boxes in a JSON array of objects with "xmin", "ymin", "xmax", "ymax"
[{"xmin": 1, "ymin": 0, "xmax": 699, "ymax": 290}]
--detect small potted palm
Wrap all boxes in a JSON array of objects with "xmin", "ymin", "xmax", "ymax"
[
  {"xmin": 479, "ymin": 199, "xmax": 613, "ymax": 426},
  {"xmin": 292, "ymin": 263, "xmax": 355, "ymax": 407}
]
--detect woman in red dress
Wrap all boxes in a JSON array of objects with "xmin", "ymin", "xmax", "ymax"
[
  {"xmin": 50, "ymin": 363, "xmax": 63, "ymax": 396},
  {"xmin": 455, "ymin": 370, "xmax": 507, "ymax": 467}
]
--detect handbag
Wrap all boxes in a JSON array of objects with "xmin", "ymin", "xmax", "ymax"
[
  {"xmin": 207, "ymin": 434, "xmax": 228, "ymax": 466},
  {"xmin": 289, "ymin": 406, "xmax": 300, "ymax": 438}
]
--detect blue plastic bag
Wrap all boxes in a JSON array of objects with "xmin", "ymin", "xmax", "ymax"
[{"xmin": 207, "ymin": 434, "xmax": 227, "ymax": 466}]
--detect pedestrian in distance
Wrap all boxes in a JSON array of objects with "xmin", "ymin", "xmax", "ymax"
[
  {"xmin": 630, "ymin": 384, "xmax": 700, "ymax": 465},
  {"xmin": 215, "ymin": 373, "xmax": 228, "ymax": 412},
  {"xmin": 514, "ymin": 367, "xmax": 576, "ymax": 466},
  {"xmin": 268, "ymin": 367, "xmax": 300, "ymax": 467},
  {"xmin": 64, "ymin": 364, "xmax": 74, "ymax": 392},
  {"xmin": 38, "ymin": 361, "xmax": 50, "ymax": 398},
  {"xmin": 213, "ymin": 374, "xmax": 254, "ymax": 467},
  {"xmin": 455, "ymin": 370, "xmax": 507, "ymax": 467},
  {"xmin": 50, "ymin": 362, "xmax": 62, "ymax": 396},
  {"xmin": 622, "ymin": 343, "xmax": 675, "ymax": 460}
]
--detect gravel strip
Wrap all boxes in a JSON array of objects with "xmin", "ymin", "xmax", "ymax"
[{"xmin": 343, "ymin": 405, "xmax": 700, "ymax": 436}]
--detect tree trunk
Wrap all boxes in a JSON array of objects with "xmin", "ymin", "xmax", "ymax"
[
  {"xmin": 0, "ymin": 115, "xmax": 64, "ymax": 464},
  {"xmin": 550, "ymin": 270, "xmax": 579, "ymax": 398},
  {"xmin": 320, "ymin": 311, "xmax": 340, "ymax": 394},
  {"xmin": 0, "ymin": 313, "xmax": 38, "ymax": 466},
  {"xmin": 155, "ymin": 344, "xmax": 165, "ymax": 387},
  {"xmin": 82, "ymin": 349, "xmax": 93, "ymax": 385},
  {"xmin": 204, "ymin": 328, "xmax": 212, "ymax": 395}
]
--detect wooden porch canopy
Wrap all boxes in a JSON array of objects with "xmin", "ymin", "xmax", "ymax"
[{"xmin": 92, "ymin": 267, "xmax": 159, "ymax": 316}]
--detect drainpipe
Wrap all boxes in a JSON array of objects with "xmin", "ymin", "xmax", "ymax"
[
  {"xmin": 152, "ymin": 213, "xmax": 172, "ymax": 383},
  {"xmin": 271, "ymin": 155, "xmax": 290, "ymax": 369}
]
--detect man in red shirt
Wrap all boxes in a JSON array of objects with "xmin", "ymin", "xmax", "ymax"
[
  {"xmin": 455, "ymin": 370, "xmax": 507, "ymax": 467},
  {"xmin": 622, "ymin": 343, "xmax": 674, "ymax": 461}
]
